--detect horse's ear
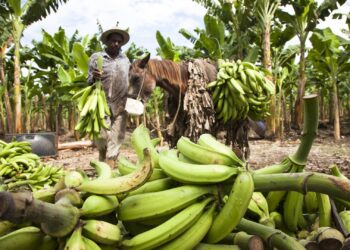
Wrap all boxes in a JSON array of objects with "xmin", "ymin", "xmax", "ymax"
[{"xmin": 139, "ymin": 53, "xmax": 151, "ymax": 68}]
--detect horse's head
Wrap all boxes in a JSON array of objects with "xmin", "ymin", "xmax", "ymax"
[{"xmin": 128, "ymin": 53, "xmax": 156, "ymax": 103}]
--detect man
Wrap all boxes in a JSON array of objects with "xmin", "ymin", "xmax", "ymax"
[{"xmin": 87, "ymin": 27, "xmax": 130, "ymax": 167}]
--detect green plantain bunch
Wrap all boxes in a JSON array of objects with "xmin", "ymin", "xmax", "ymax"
[
  {"xmin": 208, "ymin": 59, "xmax": 275, "ymax": 122},
  {"xmin": 73, "ymin": 56, "xmax": 111, "ymax": 139}
]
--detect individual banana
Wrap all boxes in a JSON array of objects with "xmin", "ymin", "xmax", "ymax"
[
  {"xmin": 64, "ymin": 170, "xmax": 85, "ymax": 188},
  {"xmin": 339, "ymin": 210, "xmax": 350, "ymax": 232},
  {"xmin": 64, "ymin": 226, "xmax": 86, "ymax": 250},
  {"xmin": 194, "ymin": 243, "xmax": 241, "ymax": 249},
  {"xmin": 304, "ymin": 192, "xmax": 319, "ymax": 213},
  {"xmin": 283, "ymin": 191, "xmax": 304, "ymax": 232},
  {"xmin": 80, "ymin": 195, "xmax": 119, "ymax": 217},
  {"xmin": 127, "ymin": 177, "xmax": 176, "ymax": 196},
  {"xmin": 159, "ymin": 150, "xmax": 238, "ymax": 184},
  {"xmin": 37, "ymin": 235, "xmax": 58, "ymax": 250},
  {"xmin": 160, "ymin": 202, "xmax": 217, "ymax": 250},
  {"xmin": 131, "ymin": 124, "xmax": 159, "ymax": 168},
  {"xmin": 118, "ymin": 185, "xmax": 214, "ymax": 222},
  {"xmin": 117, "ymin": 156, "xmax": 166, "ymax": 181},
  {"xmin": 76, "ymin": 149, "xmax": 153, "ymax": 195},
  {"xmin": 0, "ymin": 220, "xmax": 14, "ymax": 237},
  {"xmin": 316, "ymin": 193, "xmax": 331, "ymax": 227},
  {"xmin": 177, "ymin": 136, "xmax": 237, "ymax": 165},
  {"xmin": 90, "ymin": 160, "xmax": 112, "ymax": 179},
  {"xmin": 0, "ymin": 226, "xmax": 45, "ymax": 250},
  {"xmin": 83, "ymin": 236, "xmax": 102, "ymax": 250},
  {"xmin": 197, "ymin": 134, "xmax": 244, "ymax": 167},
  {"xmin": 121, "ymin": 197, "xmax": 213, "ymax": 250},
  {"xmin": 82, "ymin": 219, "xmax": 121, "ymax": 245},
  {"xmin": 206, "ymin": 171, "xmax": 254, "ymax": 243}
]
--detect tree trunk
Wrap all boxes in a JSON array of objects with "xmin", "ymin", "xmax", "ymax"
[
  {"xmin": 332, "ymin": 79, "xmax": 340, "ymax": 140},
  {"xmin": 0, "ymin": 41, "xmax": 14, "ymax": 133},
  {"xmin": 42, "ymin": 95, "xmax": 50, "ymax": 131},
  {"xmin": 262, "ymin": 23, "xmax": 276, "ymax": 139},
  {"xmin": 348, "ymin": 95, "xmax": 350, "ymax": 122},
  {"xmin": 319, "ymin": 90, "xmax": 324, "ymax": 121},
  {"xmin": 13, "ymin": 22, "xmax": 24, "ymax": 133},
  {"xmin": 282, "ymin": 91, "xmax": 289, "ymax": 133},
  {"xmin": 293, "ymin": 40, "xmax": 306, "ymax": 130},
  {"xmin": 328, "ymin": 89, "xmax": 333, "ymax": 125}
]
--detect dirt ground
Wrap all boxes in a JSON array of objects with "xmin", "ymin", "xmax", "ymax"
[{"xmin": 43, "ymin": 123, "xmax": 350, "ymax": 178}]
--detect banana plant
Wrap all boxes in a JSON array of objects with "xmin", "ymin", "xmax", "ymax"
[
  {"xmin": 179, "ymin": 14, "xmax": 227, "ymax": 60},
  {"xmin": 276, "ymin": 0, "xmax": 346, "ymax": 130},
  {"xmin": 0, "ymin": 0, "xmax": 69, "ymax": 133},
  {"xmin": 308, "ymin": 28, "xmax": 350, "ymax": 140}
]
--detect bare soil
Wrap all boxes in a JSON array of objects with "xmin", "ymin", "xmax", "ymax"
[{"xmin": 43, "ymin": 125, "xmax": 350, "ymax": 178}]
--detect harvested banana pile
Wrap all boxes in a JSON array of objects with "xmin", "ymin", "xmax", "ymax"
[
  {"xmin": 208, "ymin": 59, "xmax": 275, "ymax": 122},
  {"xmin": 0, "ymin": 140, "xmax": 63, "ymax": 191},
  {"xmin": 1, "ymin": 96, "xmax": 350, "ymax": 250},
  {"xmin": 73, "ymin": 56, "xmax": 110, "ymax": 139}
]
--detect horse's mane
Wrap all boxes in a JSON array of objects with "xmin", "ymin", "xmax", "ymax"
[{"xmin": 147, "ymin": 59, "xmax": 188, "ymax": 93}]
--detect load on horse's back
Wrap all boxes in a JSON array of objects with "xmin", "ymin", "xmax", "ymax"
[{"xmin": 128, "ymin": 54, "xmax": 254, "ymax": 159}]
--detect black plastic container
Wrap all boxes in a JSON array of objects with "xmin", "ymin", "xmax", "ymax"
[{"xmin": 3, "ymin": 132, "xmax": 57, "ymax": 157}]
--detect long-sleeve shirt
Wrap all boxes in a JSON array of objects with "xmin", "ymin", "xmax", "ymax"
[{"xmin": 87, "ymin": 51, "xmax": 130, "ymax": 116}]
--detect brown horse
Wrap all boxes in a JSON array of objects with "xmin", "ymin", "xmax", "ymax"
[
  {"xmin": 128, "ymin": 54, "xmax": 255, "ymax": 158},
  {"xmin": 128, "ymin": 53, "xmax": 217, "ymax": 103}
]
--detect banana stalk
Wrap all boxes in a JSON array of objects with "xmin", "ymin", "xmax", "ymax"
[
  {"xmin": 237, "ymin": 218, "xmax": 305, "ymax": 250},
  {"xmin": 308, "ymin": 227, "xmax": 345, "ymax": 250},
  {"xmin": 253, "ymin": 172, "xmax": 350, "ymax": 201},
  {"xmin": 232, "ymin": 231, "xmax": 264, "ymax": 250},
  {"xmin": 0, "ymin": 192, "xmax": 79, "ymax": 237},
  {"xmin": 288, "ymin": 94, "xmax": 318, "ymax": 166}
]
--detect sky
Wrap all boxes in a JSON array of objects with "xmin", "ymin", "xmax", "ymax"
[{"xmin": 22, "ymin": 0, "xmax": 350, "ymax": 56}]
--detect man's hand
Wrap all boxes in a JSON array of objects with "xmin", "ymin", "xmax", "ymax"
[{"xmin": 92, "ymin": 69, "xmax": 103, "ymax": 81}]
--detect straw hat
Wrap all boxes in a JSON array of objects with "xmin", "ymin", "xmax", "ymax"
[{"xmin": 100, "ymin": 28, "xmax": 130, "ymax": 45}]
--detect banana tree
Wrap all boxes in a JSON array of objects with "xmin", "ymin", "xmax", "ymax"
[
  {"xmin": 0, "ymin": 8, "xmax": 14, "ymax": 133},
  {"xmin": 255, "ymin": 0, "xmax": 280, "ymax": 138},
  {"xmin": 308, "ymin": 28, "xmax": 350, "ymax": 140},
  {"xmin": 1, "ymin": 0, "xmax": 69, "ymax": 133},
  {"xmin": 276, "ymin": 0, "xmax": 346, "ymax": 130}
]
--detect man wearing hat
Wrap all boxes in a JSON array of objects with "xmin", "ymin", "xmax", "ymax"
[{"xmin": 87, "ymin": 27, "xmax": 130, "ymax": 167}]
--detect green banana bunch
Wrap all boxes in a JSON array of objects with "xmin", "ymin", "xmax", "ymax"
[
  {"xmin": 206, "ymin": 170, "xmax": 254, "ymax": 243},
  {"xmin": 160, "ymin": 202, "xmax": 217, "ymax": 250},
  {"xmin": 82, "ymin": 219, "xmax": 121, "ymax": 245},
  {"xmin": 207, "ymin": 59, "xmax": 274, "ymax": 122},
  {"xmin": 0, "ymin": 226, "xmax": 45, "ymax": 250},
  {"xmin": 176, "ymin": 136, "xmax": 237, "ymax": 165},
  {"xmin": 118, "ymin": 185, "xmax": 214, "ymax": 222},
  {"xmin": 80, "ymin": 195, "xmax": 119, "ymax": 217},
  {"xmin": 121, "ymin": 197, "xmax": 213, "ymax": 250},
  {"xmin": 0, "ymin": 140, "xmax": 63, "ymax": 190},
  {"xmin": 159, "ymin": 150, "xmax": 238, "ymax": 184},
  {"xmin": 74, "ymin": 56, "xmax": 110, "ymax": 140},
  {"xmin": 76, "ymin": 148, "xmax": 153, "ymax": 195}
]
